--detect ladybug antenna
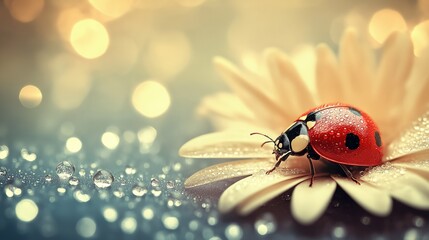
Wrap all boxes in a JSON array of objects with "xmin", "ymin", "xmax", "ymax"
[{"xmin": 250, "ymin": 132, "xmax": 276, "ymax": 147}]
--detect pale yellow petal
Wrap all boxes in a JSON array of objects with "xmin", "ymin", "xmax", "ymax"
[
  {"xmin": 384, "ymin": 110, "xmax": 429, "ymax": 161},
  {"xmin": 179, "ymin": 131, "xmax": 275, "ymax": 159},
  {"xmin": 184, "ymin": 159, "xmax": 274, "ymax": 188},
  {"xmin": 264, "ymin": 48, "xmax": 317, "ymax": 114},
  {"xmin": 393, "ymin": 154, "xmax": 429, "ymax": 179},
  {"xmin": 291, "ymin": 177, "xmax": 337, "ymax": 225},
  {"xmin": 361, "ymin": 163, "xmax": 429, "ymax": 209},
  {"xmin": 218, "ymin": 169, "xmax": 308, "ymax": 214},
  {"xmin": 332, "ymin": 175, "xmax": 392, "ymax": 216},
  {"xmin": 315, "ymin": 44, "xmax": 343, "ymax": 103},
  {"xmin": 374, "ymin": 32, "xmax": 413, "ymax": 108},
  {"xmin": 213, "ymin": 57, "xmax": 289, "ymax": 128},
  {"xmin": 339, "ymin": 29, "xmax": 375, "ymax": 107}
]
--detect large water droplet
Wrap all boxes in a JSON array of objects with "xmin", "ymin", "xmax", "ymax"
[
  {"xmin": 56, "ymin": 161, "xmax": 75, "ymax": 179},
  {"xmin": 93, "ymin": 170, "xmax": 114, "ymax": 188},
  {"xmin": 132, "ymin": 185, "xmax": 147, "ymax": 197}
]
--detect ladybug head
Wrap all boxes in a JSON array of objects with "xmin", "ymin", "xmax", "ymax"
[{"xmin": 250, "ymin": 132, "xmax": 292, "ymax": 161}]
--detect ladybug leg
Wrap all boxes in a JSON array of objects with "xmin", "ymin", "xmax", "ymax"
[
  {"xmin": 306, "ymin": 155, "xmax": 315, "ymax": 187},
  {"xmin": 339, "ymin": 164, "xmax": 360, "ymax": 185},
  {"xmin": 265, "ymin": 158, "xmax": 282, "ymax": 174}
]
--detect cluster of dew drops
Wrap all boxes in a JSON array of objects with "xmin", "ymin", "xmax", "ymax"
[{"xmin": 0, "ymin": 131, "xmax": 282, "ymax": 240}]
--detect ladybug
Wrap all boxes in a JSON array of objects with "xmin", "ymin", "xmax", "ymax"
[{"xmin": 251, "ymin": 103, "xmax": 383, "ymax": 186}]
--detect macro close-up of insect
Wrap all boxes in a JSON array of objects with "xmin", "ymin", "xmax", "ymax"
[{"xmin": 251, "ymin": 103, "xmax": 383, "ymax": 186}]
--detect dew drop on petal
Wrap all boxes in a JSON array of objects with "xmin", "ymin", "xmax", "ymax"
[
  {"xmin": 56, "ymin": 161, "xmax": 75, "ymax": 179},
  {"xmin": 102, "ymin": 207, "xmax": 118, "ymax": 222},
  {"xmin": 93, "ymin": 170, "xmax": 114, "ymax": 188},
  {"xmin": 225, "ymin": 223, "xmax": 243, "ymax": 240},
  {"xmin": 0, "ymin": 166, "xmax": 7, "ymax": 176},
  {"xmin": 0, "ymin": 145, "xmax": 9, "ymax": 160},
  {"xmin": 131, "ymin": 185, "xmax": 147, "ymax": 197}
]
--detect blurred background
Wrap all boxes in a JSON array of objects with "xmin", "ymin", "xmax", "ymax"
[{"xmin": 0, "ymin": 0, "xmax": 429, "ymax": 239}]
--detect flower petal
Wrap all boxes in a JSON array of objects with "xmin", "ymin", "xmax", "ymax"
[
  {"xmin": 384, "ymin": 109, "xmax": 429, "ymax": 161},
  {"xmin": 332, "ymin": 175, "xmax": 392, "ymax": 217},
  {"xmin": 339, "ymin": 29, "xmax": 375, "ymax": 107},
  {"xmin": 264, "ymin": 48, "xmax": 317, "ymax": 114},
  {"xmin": 361, "ymin": 163, "xmax": 429, "ymax": 210},
  {"xmin": 219, "ymin": 169, "xmax": 309, "ymax": 214},
  {"xmin": 374, "ymin": 32, "xmax": 413, "ymax": 113},
  {"xmin": 393, "ymin": 153, "xmax": 429, "ymax": 179},
  {"xmin": 179, "ymin": 131, "xmax": 274, "ymax": 159},
  {"xmin": 291, "ymin": 177, "xmax": 337, "ymax": 225},
  {"xmin": 315, "ymin": 44, "xmax": 343, "ymax": 103},
  {"xmin": 213, "ymin": 57, "xmax": 290, "ymax": 128},
  {"xmin": 184, "ymin": 159, "xmax": 273, "ymax": 188}
]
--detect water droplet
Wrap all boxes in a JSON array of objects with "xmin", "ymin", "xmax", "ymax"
[
  {"xmin": 69, "ymin": 177, "xmax": 79, "ymax": 186},
  {"xmin": 56, "ymin": 161, "xmax": 75, "ymax": 179},
  {"xmin": 0, "ymin": 145, "xmax": 9, "ymax": 159},
  {"xmin": 254, "ymin": 213, "xmax": 276, "ymax": 236},
  {"xmin": 121, "ymin": 217, "xmax": 137, "ymax": 234},
  {"xmin": 132, "ymin": 185, "xmax": 147, "ymax": 197},
  {"xmin": 151, "ymin": 178, "xmax": 160, "ymax": 187},
  {"xmin": 225, "ymin": 223, "xmax": 243, "ymax": 240},
  {"xmin": 73, "ymin": 190, "xmax": 91, "ymax": 202},
  {"xmin": 0, "ymin": 166, "xmax": 7, "ymax": 176},
  {"xmin": 151, "ymin": 189, "xmax": 162, "ymax": 197},
  {"xmin": 102, "ymin": 207, "xmax": 118, "ymax": 222},
  {"xmin": 113, "ymin": 189, "xmax": 125, "ymax": 198},
  {"xmin": 21, "ymin": 148, "xmax": 37, "ymax": 161},
  {"xmin": 79, "ymin": 169, "xmax": 86, "ymax": 177},
  {"xmin": 162, "ymin": 214, "xmax": 179, "ymax": 230},
  {"xmin": 93, "ymin": 170, "xmax": 114, "ymax": 188},
  {"xmin": 166, "ymin": 181, "xmax": 175, "ymax": 189},
  {"xmin": 44, "ymin": 174, "xmax": 52, "ymax": 182},
  {"xmin": 125, "ymin": 165, "xmax": 136, "ymax": 175},
  {"xmin": 57, "ymin": 187, "xmax": 66, "ymax": 194}
]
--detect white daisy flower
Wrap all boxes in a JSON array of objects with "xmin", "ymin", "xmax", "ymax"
[{"xmin": 179, "ymin": 29, "xmax": 429, "ymax": 225}]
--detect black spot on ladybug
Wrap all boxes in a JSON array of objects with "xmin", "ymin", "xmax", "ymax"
[
  {"xmin": 345, "ymin": 133, "xmax": 360, "ymax": 150},
  {"xmin": 306, "ymin": 111, "xmax": 321, "ymax": 122},
  {"xmin": 349, "ymin": 107, "xmax": 362, "ymax": 117},
  {"xmin": 374, "ymin": 131, "xmax": 382, "ymax": 147}
]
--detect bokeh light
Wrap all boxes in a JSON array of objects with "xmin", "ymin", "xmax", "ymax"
[
  {"xmin": 70, "ymin": 19, "xmax": 110, "ymax": 59},
  {"xmin": 368, "ymin": 9, "xmax": 407, "ymax": 44},
  {"xmin": 19, "ymin": 85, "xmax": 43, "ymax": 108},
  {"xmin": 141, "ymin": 31, "xmax": 191, "ymax": 79},
  {"xmin": 66, "ymin": 137, "xmax": 82, "ymax": 153},
  {"xmin": 15, "ymin": 199, "xmax": 39, "ymax": 222},
  {"xmin": 5, "ymin": 0, "xmax": 44, "ymax": 23},
  {"xmin": 101, "ymin": 131, "xmax": 120, "ymax": 150},
  {"xmin": 88, "ymin": 0, "xmax": 134, "ymax": 19},
  {"xmin": 411, "ymin": 20, "xmax": 429, "ymax": 57},
  {"xmin": 76, "ymin": 217, "xmax": 96, "ymax": 238},
  {"xmin": 131, "ymin": 81, "xmax": 171, "ymax": 118}
]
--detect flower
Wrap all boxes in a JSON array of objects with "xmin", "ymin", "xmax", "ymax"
[{"xmin": 179, "ymin": 29, "xmax": 429, "ymax": 225}]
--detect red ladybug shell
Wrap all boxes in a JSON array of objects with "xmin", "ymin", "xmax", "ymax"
[{"xmin": 299, "ymin": 104, "xmax": 383, "ymax": 166}]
